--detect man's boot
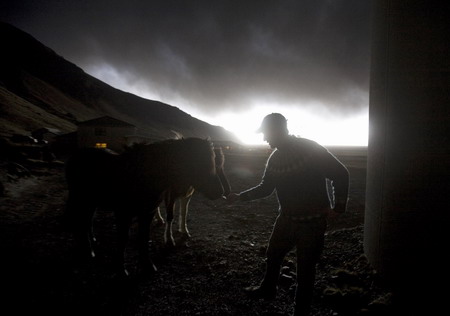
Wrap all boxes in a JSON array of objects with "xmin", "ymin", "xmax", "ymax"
[{"xmin": 244, "ymin": 258, "xmax": 281, "ymax": 300}]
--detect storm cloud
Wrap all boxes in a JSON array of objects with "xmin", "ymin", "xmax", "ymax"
[{"xmin": 1, "ymin": 0, "xmax": 371, "ymax": 117}]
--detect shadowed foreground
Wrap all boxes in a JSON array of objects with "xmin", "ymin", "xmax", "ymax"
[{"xmin": 0, "ymin": 150, "xmax": 397, "ymax": 315}]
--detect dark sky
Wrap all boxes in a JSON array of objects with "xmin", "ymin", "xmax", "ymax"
[{"xmin": 1, "ymin": 0, "xmax": 371, "ymax": 144}]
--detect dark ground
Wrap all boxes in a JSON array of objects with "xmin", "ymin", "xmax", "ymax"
[{"xmin": 0, "ymin": 150, "xmax": 396, "ymax": 316}]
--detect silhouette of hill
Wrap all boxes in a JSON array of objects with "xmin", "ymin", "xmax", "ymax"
[{"xmin": 0, "ymin": 22, "xmax": 239, "ymax": 143}]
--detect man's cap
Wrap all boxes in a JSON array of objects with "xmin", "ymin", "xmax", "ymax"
[{"xmin": 256, "ymin": 113, "xmax": 288, "ymax": 133}]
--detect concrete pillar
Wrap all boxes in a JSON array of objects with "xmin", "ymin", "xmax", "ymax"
[{"xmin": 365, "ymin": 0, "xmax": 450, "ymax": 310}]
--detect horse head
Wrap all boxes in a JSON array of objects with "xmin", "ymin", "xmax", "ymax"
[{"xmin": 179, "ymin": 138, "xmax": 227, "ymax": 200}]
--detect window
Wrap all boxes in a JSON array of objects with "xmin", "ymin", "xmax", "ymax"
[
  {"xmin": 95, "ymin": 143, "xmax": 107, "ymax": 148},
  {"xmin": 94, "ymin": 128, "xmax": 107, "ymax": 136}
]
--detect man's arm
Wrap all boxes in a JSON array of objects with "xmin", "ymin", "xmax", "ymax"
[
  {"xmin": 226, "ymin": 161, "xmax": 276, "ymax": 204},
  {"xmin": 238, "ymin": 173, "xmax": 276, "ymax": 202},
  {"xmin": 315, "ymin": 147, "xmax": 350, "ymax": 213}
]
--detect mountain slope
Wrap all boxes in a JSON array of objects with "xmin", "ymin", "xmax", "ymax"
[{"xmin": 0, "ymin": 22, "xmax": 239, "ymax": 142}]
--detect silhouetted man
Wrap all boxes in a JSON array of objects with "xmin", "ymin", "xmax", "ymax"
[{"xmin": 227, "ymin": 113, "xmax": 349, "ymax": 316}]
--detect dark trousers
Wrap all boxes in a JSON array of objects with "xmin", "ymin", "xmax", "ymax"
[{"xmin": 261, "ymin": 214, "xmax": 327, "ymax": 316}]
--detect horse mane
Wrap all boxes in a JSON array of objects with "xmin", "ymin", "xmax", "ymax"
[
  {"xmin": 123, "ymin": 138, "xmax": 182, "ymax": 154},
  {"xmin": 122, "ymin": 138, "xmax": 215, "ymax": 165}
]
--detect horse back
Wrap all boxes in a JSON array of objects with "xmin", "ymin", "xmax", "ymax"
[
  {"xmin": 65, "ymin": 148, "xmax": 165, "ymax": 210},
  {"xmin": 65, "ymin": 148, "xmax": 119, "ymax": 196}
]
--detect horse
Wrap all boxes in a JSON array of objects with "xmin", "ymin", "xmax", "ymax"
[
  {"xmin": 156, "ymin": 147, "xmax": 231, "ymax": 246},
  {"xmin": 64, "ymin": 138, "xmax": 226, "ymax": 276}
]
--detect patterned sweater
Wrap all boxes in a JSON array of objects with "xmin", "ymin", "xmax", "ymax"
[{"xmin": 239, "ymin": 136, "xmax": 349, "ymax": 217}]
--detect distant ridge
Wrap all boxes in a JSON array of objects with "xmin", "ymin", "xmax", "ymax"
[{"xmin": 0, "ymin": 22, "xmax": 239, "ymax": 143}]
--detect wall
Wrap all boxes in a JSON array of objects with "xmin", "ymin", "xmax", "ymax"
[{"xmin": 365, "ymin": 0, "xmax": 450, "ymax": 311}]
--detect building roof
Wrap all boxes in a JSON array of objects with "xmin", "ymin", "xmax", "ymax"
[
  {"xmin": 32, "ymin": 127, "xmax": 62, "ymax": 135},
  {"xmin": 77, "ymin": 116, "xmax": 136, "ymax": 128}
]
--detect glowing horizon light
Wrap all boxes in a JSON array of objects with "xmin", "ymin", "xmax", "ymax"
[
  {"xmin": 194, "ymin": 106, "xmax": 369, "ymax": 147},
  {"xmin": 87, "ymin": 64, "xmax": 368, "ymax": 147}
]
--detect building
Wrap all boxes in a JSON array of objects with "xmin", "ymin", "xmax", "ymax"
[{"xmin": 77, "ymin": 116, "xmax": 149, "ymax": 152}]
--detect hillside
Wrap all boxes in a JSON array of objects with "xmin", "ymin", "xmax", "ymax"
[{"xmin": 0, "ymin": 22, "xmax": 239, "ymax": 142}]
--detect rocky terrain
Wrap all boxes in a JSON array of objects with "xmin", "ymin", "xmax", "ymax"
[{"xmin": 0, "ymin": 148, "xmax": 399, "ymax": 316}]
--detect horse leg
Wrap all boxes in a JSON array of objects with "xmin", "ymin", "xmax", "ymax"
[
  {"xmin": 154, "ymin": 206, "xmax": 165, "ymax": 225},
  {"xmin": 114, "ymin": 214, "xmax": 132, "ymax": 277},
  {"xmin": 85, "ymin": 207, "xmax": 97, "ymax": 258},
  {"xmin": 178, "ymin": 196, "xmax": 192, "ymax": 238},
  {"xmin": 66, "ymin": 195, "xmax": 96, "ymax": 259},
  {"xmin": 87, "ymin": 208, "xmax": 97, "ymax": 244},
  {"xmin": 164, "ymin": 198, "xmax": 176, "ymax": 247},
  {"xmin": 138, "ymin": 210, "xmax": 157, "ymax": 274}
]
